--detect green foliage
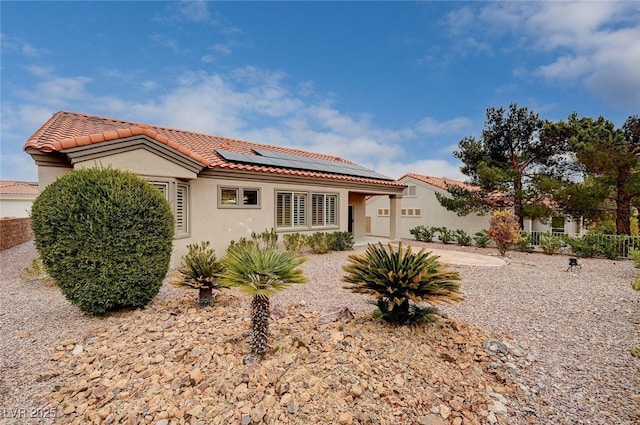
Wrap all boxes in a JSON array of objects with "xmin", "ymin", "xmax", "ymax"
[
  {"xmin": 439, "ymin": 103, "xmax": 560, "ymax": 228},
  {"xmin": 488, "ymin": 210, "xmax": 523, "ymax": 256},
  {"xmin": 409, "ymin": 225, "xmax": 436, "ymax": 242},
  {"xmin": 630, "ymin": 346, "xmax": 640, "ymax": 358},
  {"xmin": 219, "ymin": 244, "xmax": 307, "ymax": 357},
  {"xmin": 565, "ymin": 234, "xmax": 602, "ymax": 258},
  {"xmin": 539, "ymin": 232, "xmax": 564, "ymax": 255},
  {"xmin": 330, "ymin": 231, "xmax": 354, "ymax": 251},
  {"xmin": 516, "ymin": 232, "xmax": 535, "ymax": 253},
  {"xmin": 453, "ymin": 229, "xmax": 472, "ymax": 246},
  {"xmin": 31, "ymin": 167, "xmax": 174, "ymax": 316},
  {"xmin": 629, "ymin": 249, "xmax": 640, "ymax": 268},
  {"xmin": 566, "ymin": 233, "xmax": 629, "ymax": 259},
  {"xmin": 435, "ymin": 227, "xmax": 455, "ymax": 244},
  {"xmin": 342, "ymin": 243, "xmax": 462, "ymax": 325},
  {"xmin": 308, "ymin": 231, "xmax": 334, "ymax": 254},
  {"xmin": 251, "ymin": 228, "xmax": 279, "ymax": 250},
  {"xmin": 20, "ymin": 257, "xmax": 55, "ymax": 285},
  {"xmin": 172, "ymin": 241, "xmax": 225, "ymax": 307},
  {"xmin": 631, "ymin": 275, "xmax": 640, "ymax": 292},
  {"xmin": 473, "ymin": 229, "xmax": 492, "ymax": 248},
  {"xmin": 282, "ymin": 233, "xmax": 309, "ymax": 256}
]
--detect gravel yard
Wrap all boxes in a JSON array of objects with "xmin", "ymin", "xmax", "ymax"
[{"xmin": 1, "ymin": 240, "xmax": 639, "ymax": 424}]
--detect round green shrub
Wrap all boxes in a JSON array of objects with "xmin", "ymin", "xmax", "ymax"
[{"xmin": 31, "ymin": 167, "xmax": 174, "ymax": 315}]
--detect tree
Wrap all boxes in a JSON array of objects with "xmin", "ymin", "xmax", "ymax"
[
  {"xmin": 437, "ymin": 103, "xmax": 562, "ymax": 229},
  {"xmin": 488, "ymin": 210, "xmax": 523, "ymax": 256},
  {"xmin": 219, "ymin": 244, "xmax": 307, "ymax": 359},
  {"xmin": 542, "ymin": 114, "xmax": 640, "ymax": 235},
  {"xmin": 31, "ymin": 167, "xmax": 174, "ymax": 315}
]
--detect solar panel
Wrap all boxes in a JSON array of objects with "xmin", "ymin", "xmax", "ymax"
[{"xmin": 216, "ymin": 148, "xmax": 393, "ymax": 181}]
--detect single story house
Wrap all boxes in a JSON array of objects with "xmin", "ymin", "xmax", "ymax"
[
  {"xmin": 0, "ymin": 180, "xmax": 39, "ymax": 218},
  {"xmin": 366, "ymin": 173, "xmax": 585, "ymax": 240},
  {"xmin": 24, "ymin": 111, "xmax": 405, "ymax": 265}
]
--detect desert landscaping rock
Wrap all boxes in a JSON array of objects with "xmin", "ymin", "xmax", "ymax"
[{"xmin": 1, "ymin": 240, "xmax": 639, "ymax": 424}]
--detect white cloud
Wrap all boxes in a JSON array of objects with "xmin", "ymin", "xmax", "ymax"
[
  {"xmin": 415, "ymin": 116, "xmax": 472, "ymax": 135},
  {"xmin": 375, "ymin": 158, "xmax": 466, "ymax": 181},
  {"xmin": 442, "ymin": 2, "xmax": 640, "ymax": 108}
]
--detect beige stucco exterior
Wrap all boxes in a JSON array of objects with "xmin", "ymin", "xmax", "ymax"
[
  {"xmin": 28, "ymin": 137, "xmax": 403, "ymax": 266},
  {"xmin": 0, "ymin": 195, "xmax": 37, "ymax": 218}
]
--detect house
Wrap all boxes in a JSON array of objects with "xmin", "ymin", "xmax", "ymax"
[
  {"xmin": 366, "ymin": 173, "xmax": 584, "ymax": 240},
  {"xmin": 0, "ymin": 180, "xmax": 39, "ymax": 218},
  {"xmin": 24, "ymin": 111, "xmax": 405, "ymax": 265}
]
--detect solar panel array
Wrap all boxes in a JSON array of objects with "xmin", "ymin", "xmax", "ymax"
[{"xmin": 216, "ymin": 148, "xmax": 394, "ymax": 181}]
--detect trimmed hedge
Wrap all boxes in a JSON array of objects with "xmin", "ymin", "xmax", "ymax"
[{"xmin": 31, "ymin": 168, "xmax": 174, "ymax": 315}]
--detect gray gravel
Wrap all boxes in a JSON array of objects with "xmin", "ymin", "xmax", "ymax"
[{"xmin": 1, "ymin": 240, "xmax": 639, "ymax": 425}]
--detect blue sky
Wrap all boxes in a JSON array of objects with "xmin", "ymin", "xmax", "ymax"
[{"xmin": 2, "ymin": 1, "xmax": 639, "ymax": 182}]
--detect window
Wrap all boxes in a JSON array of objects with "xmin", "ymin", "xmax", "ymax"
[
  {"xmin": 150, "ymin": 180, "xmax": 190, "ymax": 238},
  {"xmin": 402, "ymin": 185, "xmax": 417, "ymax": 197},
  {"xmin": 276, "ymin": 192, "xmax": 307, "ymax": 228},
  {"xmin": 276, "ymin": 191, "xmax": 338, "ymax": 229},
  {"xmin": 401, "ymin": 208, "xmax": 422, "ymax": 217},
  {"xmin": 551, "ymin": 216, "xmax": 565, "ymax": 234},
  {"xmin": 377, "ymin": 208, "xmax": 389, "ymax": 216},
  {"xmin": 218, "ymin": 186, "xmax": 260, "ymax": 208},
  {"xmin": 312, "ymin": 193, "xmax": 338, "ymax": 227}
]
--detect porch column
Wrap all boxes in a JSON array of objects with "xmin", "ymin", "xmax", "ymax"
[{"xmin": 389, "ymin": 194, "xmax": 402, "ymax": 242}]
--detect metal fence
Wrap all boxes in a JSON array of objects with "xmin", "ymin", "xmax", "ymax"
[{"xmin": 524, "ymin": 231, "xmax": 640, "ymax": 259}]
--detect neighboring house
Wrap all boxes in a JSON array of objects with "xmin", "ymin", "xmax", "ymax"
[
  {"xmin": 366, "ymin": 173, "xmax": 585, "ymax": 240},
  {"xmin": 24, "ymin": 111, "xmax": 405, "ymax": 265},
  {"xmin": 0, "ymin": 180, "xmax": 39, "ymax": 218}
]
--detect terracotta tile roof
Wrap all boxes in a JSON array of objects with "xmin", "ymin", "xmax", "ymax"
[
  {"xmin": 0, "ymin": 180, "xmax": 39, "ymax": 196},
  {"xmin": 399, "ymin": 173, "xmax": 475, "ymax": 191},
  {"xmin": 24, "ymin": 111, "xmax": 403, "ymax": 188}
]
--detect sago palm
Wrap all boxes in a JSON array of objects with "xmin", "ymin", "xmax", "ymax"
[
  {"xmin": 343, "ymin": 242, "xmax": 462, "ymax": 325},
  {"xmin": 220, "ymin": 244, "xmax": 307, "ymax": 358},
  {"xmin": 172, "ymin": 241, "xmax": 225, "ymax": 307}
]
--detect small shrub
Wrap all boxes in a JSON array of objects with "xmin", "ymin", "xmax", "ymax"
[
  {"xmin": 330, "ymin": 231, "xmax": 354, "ymax": 251},
  {"xmin": 30, "ymin": 167, "xmax": 174, "ymax": 316},
  {"xmin": 435, "ymin": 227, "xmax": 455, "ymax": 244},
  {"xmin": 488, "ymin": 210, "xmax": 522, "ymax": 256},
  {"xmin": 473, "ymin": 230, "xmax": 491, "ymax": 248},
  {"xmin": 566, "ymin": 234, "xmax": 601, "ymax": 258},
  {"xmin": 342, "ymin": 242, "xmax": 462, "ymax": 325},
  {"xmin": 20, "ymin": 257, "xmax": 55, "ymax": 285},
  {"xmin": 409, "ymin": 225, "xmax": 435, "ymax": 242},
  {"xmin": 630, "ymin": 249, "xmax": 640, "ymax": 268},
  {"xmin": 539, "ymin": 233, "xmax": 564, "ymax": 255},
  {"xmin": 308, "ymin": 232, "xmax": 333, "ymax": 254},
  {"xmin": 171, "ymin": 241, "xmax": 225, "ymax": 307},
  {"xmin": 453, "ymin": 229, "xmax": 472, "ymax": 246},
  {"xmin": 283, "ymin": 233, "xmax": 309, "ymax": 256},
  {"xmin": 631, "ymin": 275, "xmax": 640, "ymax": 291},
  {"xmin": 630, "ymin": 346, "xmax": 640, "ymax": 358},
  {"xmin": 516, "ymin": 232, "xmax": 535, "ymax": 253},
  {"xmin": 251, "ymin": 228, "xmax": 279, "ymax": 250}
]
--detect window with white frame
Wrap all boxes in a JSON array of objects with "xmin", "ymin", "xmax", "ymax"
[
  {"xmin": 402, "ymin": 185, "xmax": 417, "ymax": 197},
  {"xmin": 218, "ymin": 186, "xmax": 260, "ymax": 208},
  {"xmin": 312, "ymin": 193, "xmax": 338, "ymax": 227},
  {"xmin": 150, "ymin": 180, "xmax": 190, "ymax": 238},
  {"xmin": 276, "ymin": 191, "xmax": 338, "ymax": 230},
  {"xmin": 276, "ymin": 191, "xmax": 307, "ymax": 228}
]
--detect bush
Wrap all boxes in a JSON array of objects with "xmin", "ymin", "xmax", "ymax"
[
  {"xmin": 630, "ymin": 249, "xmax": 640, "ymax": 268},
  {"xmin": 20, "ymin": 257, "xmax": 54, "ymax": 285},
  {"xmin": 435, "ymin": 227, "xmax": 455, "ymax": 244},
  {"xmin": 453, "ymin": 229, "xmax": 472, "ymax": 246},
  {"xmin": 308, "ymin": 232, "xmax": 333, "ymax": 254},
  {"xmin": 539, "ymin": 232, "xmax": 564, "ymax": 255},
  {"xmin": 342, "ymin": 242, "xmax": 462, "ymax": 325},
  {"xmin": 251, "ymin": 228, "xmax": 279, "ymax": 250},
  {"xmin": 566, "ymin": 233, "xmax": 628, "ymax": 259},
  {"xmin": 473, "ymin": 230, "xmax": 491, "ymax": 248},
  {"xmin": 283, "ymin": 233, "xmax": 309, "ymax": 256},
  {"xmin": 409, "ymin": 225, "xmax": 436, "ymax": 242},
  {"xmin": 171, "ymin": 241, "xmax": 225, "ymax": 307},
  {"xmin": 31, "ymin": 167, "xmax": 174, "ymax": 315},
  {"xmin": 516, "ymin": 232, "xmax": 535, "ymax": 253},
  {"xmin": 631, "ymin": 275, "xmax": 640, "ymax": 292},
  {"xmin": 488, "ymin": 210, "xmax": 522, "ymax": 256},
  {"xmin": 330, "ymin": 231, "xmax": 354, "ymax": 251}
]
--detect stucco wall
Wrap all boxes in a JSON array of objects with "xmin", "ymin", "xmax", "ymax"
[{"xmin": 0, "ymin": 198, "xmax": 35, "ymax": 218}]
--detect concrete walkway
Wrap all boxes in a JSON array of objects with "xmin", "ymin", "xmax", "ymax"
[{"xmin": 354, "ymin": 236, "xmax": 506, "ymax": 267}]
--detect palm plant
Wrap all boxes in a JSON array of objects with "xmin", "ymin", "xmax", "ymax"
[
  {"xmin": 343, "ymin": 242, "xmax": 462, "ymax": 325},
  {"xmin": 172, "ymin": 241, "xmax": 225, "ymax": 307},
  {"xmin": 220, "ymin": 245, "xmax": 307, "ymax": 358}
]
